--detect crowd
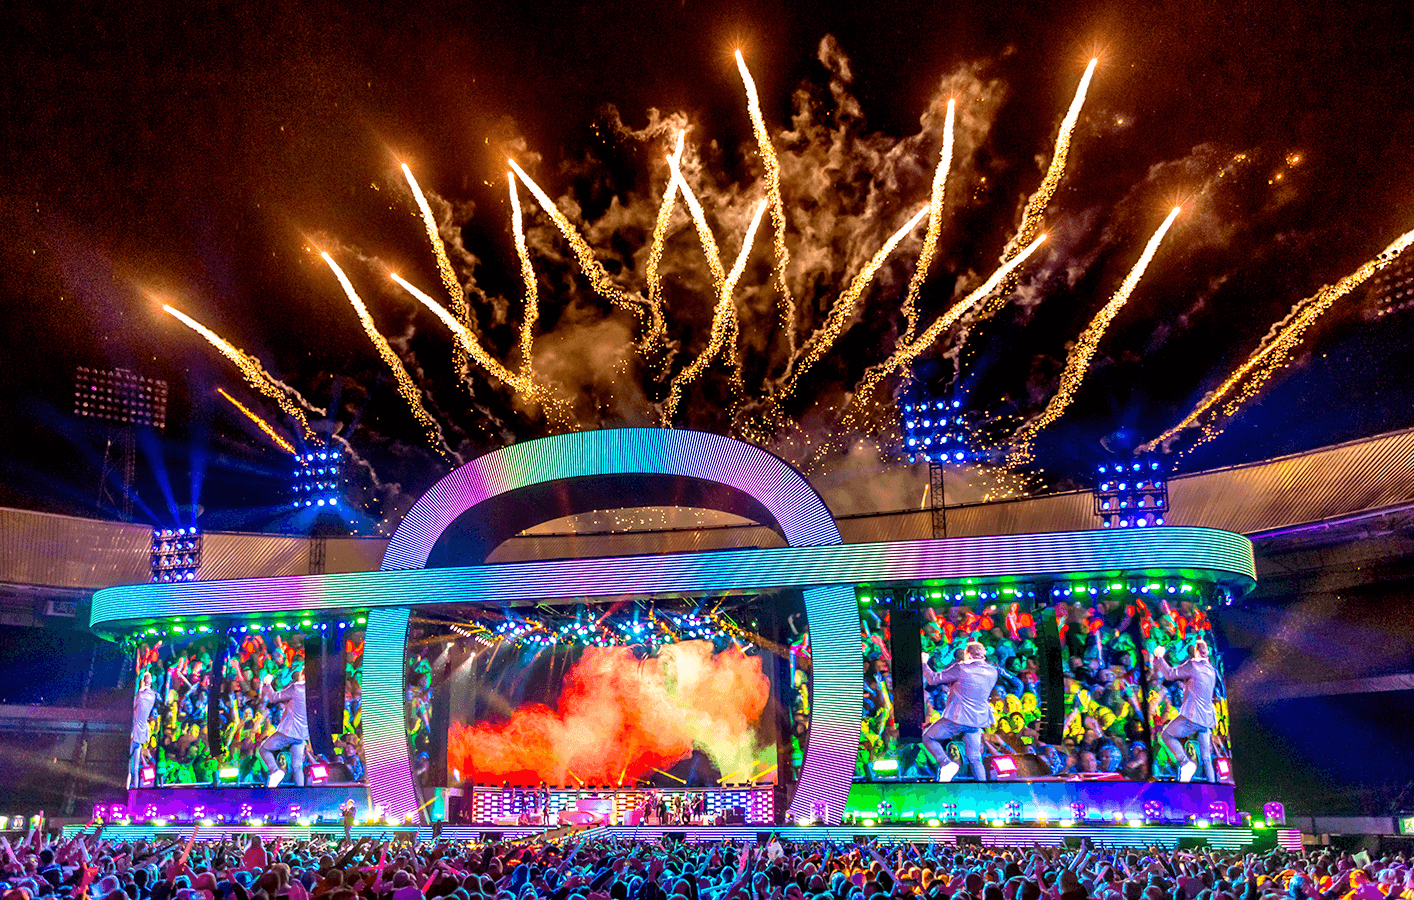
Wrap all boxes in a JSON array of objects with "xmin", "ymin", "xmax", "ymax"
[{"xmin": 2, "ymin": 827, "xmax": 1411, "ymax": 900}]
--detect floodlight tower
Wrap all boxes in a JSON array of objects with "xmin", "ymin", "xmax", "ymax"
[
  {"xmin": 73, "ymin": 366, "xmax": 168, "ymax": 521},
  {"xmin": 901, "ymin": 393, "xmax": 980, "ymax": 538},
  {"xmin": 1094, "ymin": 453, "xmax": 1168, "ymax": 529}
]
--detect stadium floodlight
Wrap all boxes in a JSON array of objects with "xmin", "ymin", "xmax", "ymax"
[
  {"xmin": 901, "ymin": 395, "xmax": 978, "ymax": 465},
  {"xmin": 1094, "ymin": 453, "xmax": 1168, "ymax": 529},
  {"xmin": 292, "ymin": 446, "xmax": 345, "ymax": 508},
  {"xmin": 150, "ymin": 527, "xmax": 202, "ymax": 583},
  {"xmin": 73, "ymin": 366, "xmax": 168, "ymax": 430}
]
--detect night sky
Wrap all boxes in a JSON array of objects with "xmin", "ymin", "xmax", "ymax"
[{"xmin": 3, "ymin": 0, "xmax": 1413, "ymax": 532}]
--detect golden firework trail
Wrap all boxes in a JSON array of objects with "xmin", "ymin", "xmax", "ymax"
[
  {"xmin": 735, "ymin": 50, "xmax": 796, "ymax": 356},
  {"xmin": 1142, "ymin": 225, "xmax": 1414, "ymax": 452},
  {"xmin": 662, "ymin": 194, "xmax": 769, "ymax": 422},
  {"xmin": 506, "ymin": 158, "xmax": 647, "ymax": 324},
  {"xmin": 388, "ymin": 272, "xmax": 531, "ymax": 393},
  {"xmin": 1009, "ymin": 207, "xmax": 1182, "ymax": 465},
  {"xmin": 217, "ymin": 387, "xmax": 295, "ymax": 455},
  {"xmin": 644, "ymin": 131, "xmax": 686, "ymax": 352},
  {"xmin": 162, "ymin": 304, "xmax": 317, "ymax": 440},
  {"xmin": 507, "ymin": 173, "xmax": 539, "ymax": 375},
  {"xmin": 901, "ymin": 98, "xmax": 956, "ymax": 341},
  {"xmin": 841, "ymin": 234, "xmax": 1049, "ymax": 430},
  {"xmin": 785, "ymin": 206, "xmax": 930, "ymax": 395},
  {"xmin": 982, "ymin": 58, "xmax": 1098, "ymax": 321},
  {"xmin": 321, "ymin": 253, "xmax": 450, "ymax": 459},
  {"xmin": 401, "ymin": 163, "xmax": 473, "ymax": 374},
  {"xmin": 665, "ymin": 150, "xmax": 727, "ymax": 294}
]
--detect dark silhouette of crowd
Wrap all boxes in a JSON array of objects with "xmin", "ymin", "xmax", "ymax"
[{"xmin": 2, "ymin": 828, "xmax": 1411, "ymax": 900}]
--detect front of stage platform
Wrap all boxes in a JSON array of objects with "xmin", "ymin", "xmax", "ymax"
[{"xmin": 91, "ymin": 429, "xmax": 1262, "ymax": 844}]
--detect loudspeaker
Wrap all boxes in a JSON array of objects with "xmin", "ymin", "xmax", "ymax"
[
  {"xmin": 1248, "ymin": 830, "xmax": 1279, "ymax": 852},
  {"xmin": 757, "ymin": 833, "xmax": 772, "ymax": 845},
  {"xmin": 666, "ymin": 831, "xmax": 686, "ymax": 843},
  {"xmin": 394, "ymin": 830, "xmax": 418, "ymax": 843},
  {"xmin": 959, "ymin": 835, "xmax": 982, "ymax": 846},
  {"xmin": 1062, "ymin": 835, "xmax": 1084, "ymax": 849},
  {"xmin": 1176, "ymin": 837, "xmax": 1209, "ymax": 850},
  {"xmin": 480, "ymin": 832, "xmax": 503, "ymax": 842}
]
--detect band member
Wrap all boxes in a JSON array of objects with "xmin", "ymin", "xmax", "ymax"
[
  {"xmin": 1153, "ymin": 640, "xmax": 1218, "ymax": 782},
  {"xmin": 129, "ymin": 671, "xmax": 158, "ymax": 788},
  {"xmin": 259, "ymin": 664, "xmax": 309, "ymax": 786},
  {"xmin": 920, "ymin": 642, "xmax": 999, "ymax": 782},
  {"xmin": 340, "ymin": 798, "xmax": 357, "ymax": 842}
]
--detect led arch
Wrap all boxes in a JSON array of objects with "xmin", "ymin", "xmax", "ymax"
[{"xmin": 367, "ymin": 428, "xmax": 860, "ymax": 824}]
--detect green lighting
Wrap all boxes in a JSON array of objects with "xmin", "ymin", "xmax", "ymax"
[
  {"xmin": 926, "ymin": 818, "xmax": 941, "ymax": 827},
  {"xmin": 863, "ymin": 818, "xmax": 877, "ymax": 827},
  {"xmin": 871, "ymin": 759, "xmax": 899, "ymax": 772}
]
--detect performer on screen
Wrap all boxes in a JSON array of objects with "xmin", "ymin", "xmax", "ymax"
[
  {"xmin": 259, "ymin": 663, "xmax": 309, "ymax": 787},
  {"xmin": 128, "ymin": 671, "xmax": 158, "ymax": 788},
  {"xmin": 920, "ymin": 641, "xmax": 999, "ymax": 782},
  {"xmin": 1152, "ymin": 639, "xmax": 1218, "ymax": 783}
]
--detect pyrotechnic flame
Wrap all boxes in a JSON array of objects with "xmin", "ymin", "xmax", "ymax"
[
  {"xmin": 1142, "ymin": 225, "xmax": 1414, "ymax": 452},
  {"xmin": 785, "ymin": 206, "xmax": 931, "ymax": 395},
  {"xmin": 662, "ymin": 195, "xmax": 769, "ymax": 422},
  {"xmin": 389, "ymin": 272, "xmax": 533, "ymax": 396},
  {"xmin": 321, "ymin": 253, "xmax": 451, "ymax": 459},
  {"xmin": 901, "ymin": 98, "xmax": 956, "ymax": 341},
  {"xmin": 506, "ymin": 158, "xmax": 648, "ymax": 324},
  {"xmin": 840, "ymin": 234, "xmax": 1049, "ymax": 432},
  {"xmin": 217, "ymin": 387, "xmax": 295, "ymax": 455},
  {"xmin": 644, "ymin": 131, "xmax": 686, "ymax": 353},
  {"xmin": 970, "ymin": 58, "xmax": 1098, "ymax": 330},
  {"xmin": 402, "ymin": 163, "xmax": 473, "ymax": 374},
  {"xmin": 735, "ymin": 50, "xmax": 796, "ymax": 357},
  {"xmin": 1009, "ymin": 207, "xmax": 1182, "ymax": 465},
  {"xmin": 507, "ymin": 173, "xmax": 539, "ymax": 375},
  {"xmin": 162, "ymin": 304, "xmax": 317, "ymax": 440}
]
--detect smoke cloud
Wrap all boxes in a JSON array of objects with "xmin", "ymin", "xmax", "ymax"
[{"xmin": 447, "ymin": 640, "xmax": 772, "ymax": 785}]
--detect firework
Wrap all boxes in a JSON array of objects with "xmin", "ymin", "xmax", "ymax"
[
  {"xmin": 402, "ymin": 163, "xmax": 473, "ymax": 374},
  {"xmin": 389, "ymin": 272, "xmax": 532, "ymax": 395},
  {"xmin": 506, "ymin": 158, "xmax": 647, "ymax": 324},
  {"xmin": 901, "ymin": 98, "xmax": 956, "ymax": 341},
  {"xmin": 1143, "ymin": 226, "xmax": 1414, "ymax": 452},
  {"xmin": 842, "ymin": 234, "xmax": 1049, "ymax": 429},
  {"xmin": 217, "ymin": 387, "xmax": 295, "ymax": 454},
  {"xmin": 162, "ymin": 304, "xmax": 317, "ymax": 439},
  {"xmin": 785, "ymin": 206, "xmax": 930, "ymax": 395},
  {"xmin": 662, "ymin": 192, "xmax": 769, "ymax": 422},
  {"xmin": 644, "ymin": 131, "xmax": 686, "ymax": 352},
  {"xmin": 508, "ymin": 173, "xmax": 540, "ymax": 374},
  {"xmin": 735, "ymin": 50, "xmax": 795, "ymax": 357},
  {"xmin": 1008, "ymin": 207, "xmax": 1182, "ymax": 465},
  {"xmin": 966, "ymin": 58, "xmax": 1099, "ymax": 331},
  {"xmin": 322, "ymin": 253, "xmax": 451, "ymax": 459}
]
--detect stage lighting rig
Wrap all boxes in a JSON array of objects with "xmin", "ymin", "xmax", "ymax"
[
  {"xmin": 73, "ymin": 366, "xmax": 168, "ymax": 520},
  {"xmin": 292, "ymin": 447, "xmax": 345, "ymax": 509},
  {"xmin": 150, "ymin": 527, "xmax": 201, "ymax": 583},
  {"xmin": 1094, "ymin": 453, "xmax": 1168, "ymax": 528},
  {"xmin": 901, "ymin": 396, "xmax": 978, "ymax": 465}
]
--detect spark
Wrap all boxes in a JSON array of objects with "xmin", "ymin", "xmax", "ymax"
[
  {"xmin": 1143, "ymin": 225, "xmax": 1414, "ymax": 452},
  {"xmin": 162, "ymin": 304, "xmax": 317, "ymax": 440},
  {"xmin": 506, "ymin": 158, "xmax": 648, "ymax": 324},
  {"xmin": 1009, "ymin": 207, "xmax": 1182, "ymax": 465},
  {"xmin": 901, "ymin": 98, "xmax": 956, "ymax": 341},
  {"xmin": 736, "ymin": 50, "xmax": 796, "ymax": 357},
  {"xmin": 785, "ymin": 205, "xmax": 930, "ymax": 395},
  {"xmin": 665, "ymin": 149, "xmax": 727, "ymax": 294},
  {"xmin": 402, "ymin": 163, "xmax": 472, "ymax": 375},
  {"xmin": 663, "ymin": 197, "xmax": 768, "ymax": 422},
  {"xmin": 507, "ymin": 173, "xmax": 539, "ymax": 375},
  {"xmin": 217, "ymin": 388, "xmax": 295, "ymax": 455},
  {"xmin": 644, "ymin": 131, "xmax": 685, "ymax": 353},
  {"xmin": 986, "ymin": 58, "xmax": 1098, "ymax": 318},
  {"xmin": 389, "ymin": 272, "xmax": 532, "ymax": 395},
  {"xmin": 321, "ymin": 253, "xmax": 451, "ymax": 459},
  {"xmin": 840, "ymin": 234, "xmax": 1049, "ymax": 432}
]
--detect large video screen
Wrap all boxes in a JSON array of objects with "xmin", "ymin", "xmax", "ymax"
[
  {"xmin": 1055, "ymin": 597, "xmax": 1152, "ymax": 780},
  {"xmin": 447, "ymin": 625, "xmax": 778, "ymax": 788},
  {"xmin": 127, "ymin": 625, "xmax": 367, "ymax": 788},
  {"xmin": 1140, "ymin": 596, "xmax": 1232, "ymax": 783}
]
